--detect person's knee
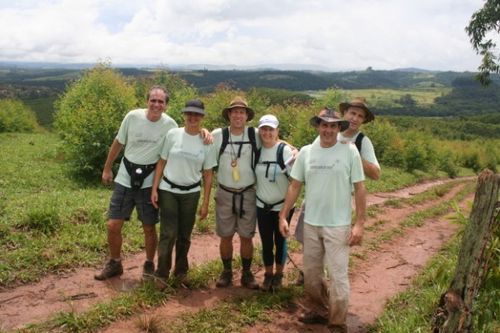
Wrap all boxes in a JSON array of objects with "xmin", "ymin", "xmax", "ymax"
[
  {"xmin": 142, "ymin": 223, "xmax": 156, "ymax": 235},
  {"xmin": 107, "ymin": 220, "xmax": 123, "ymax": 235},
  {"xmin": 240, "ymin": 236, "xmax": 253, "ymax": 246}
]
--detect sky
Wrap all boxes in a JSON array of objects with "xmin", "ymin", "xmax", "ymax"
[{"xmin": 0, "ymin": 0, "xmax": 491, "ymax": 72}]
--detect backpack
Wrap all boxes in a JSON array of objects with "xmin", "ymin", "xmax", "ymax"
[
  {"xmin": 354, "ymin": 132, "xmax": 364, "ymax": 153},
  {"xmin": 218, "ymin": 126, "xmax": 258, "ymax": 170},
  {"xmin": 256, "ymin": 142, "xmax": 288, "ymax": 178}
]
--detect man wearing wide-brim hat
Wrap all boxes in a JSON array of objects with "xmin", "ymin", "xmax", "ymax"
[
  {"xmin": 211, "ymin": 96, "xmax": 260, "ymax": 290},
  {"xmin": 338, "ymin": 97, "xmax": 380, "ymax": 180},
  {"xmin": 279, "ymin": 106, "xmax": 367, "ymax": 333}
]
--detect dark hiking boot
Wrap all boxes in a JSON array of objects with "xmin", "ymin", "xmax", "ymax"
[
  {"xmin": 327, "ymin": 324, "xmax": 349, "ymax": 333},
  {"xmin": 272, "ymin": 272, "xmax": 283, "ymax": 291},
  {"xmin": 216, "ymin": 270, "xmax": 233, "ymax": 288},
  {"xmin": 174, "ymin": 273, "xmax": 191, "ymax": 288},
  {"xmin": 152, "ymin": 274, "xmax": 169, "ymax": 291},
  {"xmin": 94, "ymin": 259, "xmax": 123, "ymax": 280},
  {"xmin": 241, "ymin": 270, "xmax": 259, "ymax": 289},
  {"xmin": 298, "ymin": 311, "xmax": 328, "ymax": 325},
  {"xmin": 260, "ymin": 273, "xmax": 273, "ymax": 292},
  {"xmin": 142, "ymin": 260, "xmax": 155, "ymax": 280}
]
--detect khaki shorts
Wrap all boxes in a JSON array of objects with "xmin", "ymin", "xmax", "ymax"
[{"xmin": 215, "ymin": 185, "xmax": 257, "ymax": 239}]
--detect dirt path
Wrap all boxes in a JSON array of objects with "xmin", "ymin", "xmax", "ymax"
[{"xmin": 0, "ymin": 177, "xmax": 473, "ymax": 331}]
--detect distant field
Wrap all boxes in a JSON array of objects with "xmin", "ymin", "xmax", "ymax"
[{"xmin": 308, "ymin": 87, "xmax": 451, "ymax": 108}]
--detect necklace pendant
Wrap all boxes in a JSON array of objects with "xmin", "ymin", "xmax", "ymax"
[
  {"xmin": 231, "ymin": 160, "xmax": 237, "ymax": 167},
  {"xmin": 232, "ymin": 163, "xmax": 240, "ymax": 182}
]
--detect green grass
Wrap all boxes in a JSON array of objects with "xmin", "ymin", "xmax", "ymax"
[{"xmin": 0, "ymin": 133, "xmax": 146, "ymax": 287}]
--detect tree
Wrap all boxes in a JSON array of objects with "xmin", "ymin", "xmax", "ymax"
[
  {"xmin": 54, "ymin": 63, "xmax": 137, "ymax": 180},
  {"xmin": 465, "ymin": 0, "xmax": 500, "ymax": 85}
]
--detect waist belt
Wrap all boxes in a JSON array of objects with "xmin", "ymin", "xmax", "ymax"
[
  {"xmin": 256, "ymin": 195, "xmax": 284, "ymax": 211},
  {"xmin": 219, "ymin": 184, "xmax": 254, "ymax": 218},
  {"xmin": 163, "ymin": 176, "xmax": 201, "ymax": 191},
  {"xmin": 123, "ymin": 157, "xmax": 156, "ymax": 190}
]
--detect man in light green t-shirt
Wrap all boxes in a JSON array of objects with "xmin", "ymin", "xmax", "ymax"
[
  {"xmin": 279, "ymin": 107, "xmax": 367, "ymax": 333},
  {"xmin": 95, "ymin": 86, "xmax": 177, "ymax": 281}
]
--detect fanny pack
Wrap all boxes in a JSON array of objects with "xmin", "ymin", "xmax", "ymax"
[{"xmin": 123, "ymin": 157, "xmax": 156, "ymax": 190}]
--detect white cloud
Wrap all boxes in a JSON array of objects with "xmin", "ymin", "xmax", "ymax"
[{"xmin": 0, "ymin": 0, "xmax": 486, "ymax": 71}]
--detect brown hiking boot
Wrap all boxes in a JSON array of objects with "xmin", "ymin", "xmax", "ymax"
[
  {"xmin": 216, "ymin": 270, "xmax": 233, "ymax": 288},
  {"xmin": 261, "ymin": 273, "xmax": 273, "ymax": 292},
  {"xmin": 241, "ymin": 270, "xmax": 259, "ymax": 289},
  {"xmin": 94, "ymin": 259, "xmax": 123, "ymax": 280},
  {"xmin": 272, "ymin": 272, "xmax": 283, "ymax": 291}
]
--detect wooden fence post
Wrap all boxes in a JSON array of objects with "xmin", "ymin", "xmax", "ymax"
[{"xmin": 432, "ymin": 169, "xmax": 499, "ymax": 333}]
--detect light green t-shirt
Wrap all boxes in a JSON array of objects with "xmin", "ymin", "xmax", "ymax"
[
  {"xmin": 255, "ymin": 143, "xmax": 293, "ymax": 211},
  {"xmin": 159, "ymin": 128, "xmax": 217, "ymax": 194},
  {"xmin": 114, "ymin": 109, "xmax": 178, "ymax": 188},
  {"xmin": 290, "ymin": 140, "xmax": 364, "ymax": 227},
  {"xmin": 211, "ymin": 127, "xmax": 261, "ymax": 188}
]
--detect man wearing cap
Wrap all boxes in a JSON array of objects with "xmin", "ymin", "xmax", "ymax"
[
  {"xmin": 211, "ymin": 96, "xmax": 260, "ymax": 289},
  {"xmin": 151, "ymin": 99, "xmax": 216, "ymax": 287},
  {"xmin": 338, "ymin": 97, "xmax": 380, "ymax": 180},
  {"xmin": 279, "ymin": 107, "xmax": 366, "ymax": 333},
  {"xmin": 95, "ymin": 86, "xmax": 178, "ymax": 281}
]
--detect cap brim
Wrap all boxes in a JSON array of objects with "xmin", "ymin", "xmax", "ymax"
[
  {"xmin": 258, "ymin": 123, "xmax": 278, "ymax": 129},
  {"xmin": 182, "ymin": 106, "xmax": 205, "ymax": 115}
]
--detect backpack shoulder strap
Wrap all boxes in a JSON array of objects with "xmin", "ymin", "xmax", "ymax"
[
  {"xmin": 218, "ymin": 127, "xmax": 230, "ymax": 162},
  {"xmin": 277, "ymin": 142, "xmax": 286, "ymax": 170},
  {"xmin": 355, "ymin": 132, "xmax": 364, "ymax": 153},
  {"xmin": 248, "ymin": 127, "xmax": 258, "ymax": 170}
]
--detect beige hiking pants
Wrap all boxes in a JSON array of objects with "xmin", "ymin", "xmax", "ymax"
[{"xmin": 303, "ymin": 223, "xmax": 350, "ymax": 326}]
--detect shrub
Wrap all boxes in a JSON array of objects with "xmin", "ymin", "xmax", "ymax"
[
  {"xmin": 403, "ymin": 131, "xmax": 436, "ymax": 172},
  {"xmin": 54, "ymin": 63, "xmax": 137, "ymax": 180},
  {"xmin": 0, "ymin": 99, "xmax": 40, "ymax": 133}
]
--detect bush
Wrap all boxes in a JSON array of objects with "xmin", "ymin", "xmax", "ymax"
[
  {"xmin": 54, "ymin": 63, "xmax": 137, "ymax": 180},
  {"xmin": 403, "ymin": 131, "xmax": 437, "ymax": 172},
  {"xmin": 0, "ymin": 99, "xmax": 40, "ymax": 133}
]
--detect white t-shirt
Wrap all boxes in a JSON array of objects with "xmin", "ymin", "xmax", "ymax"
[
  {"xmin": 158, "ymin": 128, "xmax": 217, "ymax": 194},
  {"xmin": 211, "ymin": 127, "xmax": 261, "ymax": 188},
  {"xmin": 114, "ymin": 109, "xmax": 178, "ymax": 188},
  {"xmin": 255, "ymin": 143, "xmax": 293, "ymax": 211}
]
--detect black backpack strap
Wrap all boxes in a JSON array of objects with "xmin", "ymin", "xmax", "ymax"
[
  {"xmin": 276, "ymin": 142, "xmax": 286, "ymax": 171},
  {"xmin": 218, "ymin": 127, "xmax": 230, "ymax": 163},
  {"xmin": 355, "ymin": 132, "xmax": 364, "ymax": 153},
  {"xmin": 248, "ymin": 127, "xmax": 258, "ymax": 170}
]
